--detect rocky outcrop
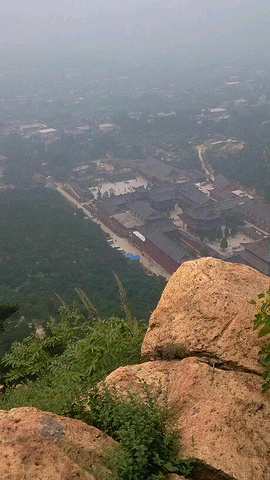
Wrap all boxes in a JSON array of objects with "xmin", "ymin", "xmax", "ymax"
[
  {"xmin": 0, "ymin": 407, "xmax": 115, "ymax": 480},
  {"xmin": 1, "ymin": 259, "xmax": 269, "ymax": 480},
  {"xmin": 105, "ymin": 258, "xmax": 270, "ymax": 480},
  {"xmin": 142, "ymin": 258, "xmax": 269, "ymax": 373},
  {"xmin": 106, "ymin": 358, "xmax": 270, "ymax": 480}
]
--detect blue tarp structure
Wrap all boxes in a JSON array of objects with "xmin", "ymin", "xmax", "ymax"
[
  {"xmin": 124, "ymin": 253, "xmax": 140, "ymax": 261},
  {"xmin": 45, "ymin": 183, "xmax": 55, "ymax": 190}
]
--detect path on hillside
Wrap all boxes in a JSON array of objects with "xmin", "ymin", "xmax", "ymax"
[
  {"xmin": 196, "ymin": 145, "xmax": 214, "ymax": 179},
  {"xmin": 56, "ymin": 184, "xmax": 170, "ymax": 280}
]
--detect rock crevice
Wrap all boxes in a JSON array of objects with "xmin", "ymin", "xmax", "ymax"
[{"xmin": 154, "ymin": 348, "xmax": 263, "ymax": 377}]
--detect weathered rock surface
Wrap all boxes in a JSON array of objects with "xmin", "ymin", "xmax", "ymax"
[
  {"xmin": 0, "ymin": 407, "xmax": 115, "ymax": 480},
  {"xmin": 105, "ymin": 358, "xmax": 270, "ymax": 480},
  {"xmin": 142, "ymin": 257, "xmax": 269, "ymax": 373},
  {"xmin": 2, "ymin": 259, "xmax": 269, "ymax": 480}
]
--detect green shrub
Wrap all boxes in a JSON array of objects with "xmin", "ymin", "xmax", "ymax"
[
  {"xmin": 250, "ymin": 288, "xmax": 270, "ymax": 393},
  {"xmin": 0, "ymin": 302, "xmax": 146, "ymax": 414},
  {"xmin": 71, "ymin": 384, "xmax": 194, "ymax": 480},
  {"xmin": 0, "ymin": 304, "xmax": 19, "ymax": 332}
]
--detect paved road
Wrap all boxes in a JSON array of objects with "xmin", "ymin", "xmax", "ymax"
[{"xmin": 56, "ymin": 184, "xmax": 170, "ymax": 280}]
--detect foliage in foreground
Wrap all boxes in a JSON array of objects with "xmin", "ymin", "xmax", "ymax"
[
  {"xmin": 250, "ymin": 288, "xmax": 270, "ymax": 393},
  {"xmin": 0, "ymin": 299, "xmax": 146, "ymax": 414},
  {"xmin": 71, "ymin": 385, "xmax": 194, "ymax": 480}
]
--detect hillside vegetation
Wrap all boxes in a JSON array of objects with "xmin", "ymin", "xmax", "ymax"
[
  {"xmin": 0, "ymin": 188, "xmax": 165, "ymax": 357},
  {"xmin": 0, "ymin": 295, "xmax": 194, "ymax": 479}
]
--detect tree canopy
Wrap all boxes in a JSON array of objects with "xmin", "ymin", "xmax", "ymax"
[{"xmin": 0, "ymin": 187, "xmax": 165, "ymax": 356}]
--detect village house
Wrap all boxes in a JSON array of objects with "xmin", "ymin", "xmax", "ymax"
[{"xmin": 98, "ymin": 123, "xmax": 115, "ymax": 133}]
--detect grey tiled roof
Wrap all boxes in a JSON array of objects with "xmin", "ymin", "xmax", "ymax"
[
  {"xmin": 130, "ymin": 201, "xmax": 162, "ymax": 221},
  {"xmin": 184, "ymin": 204, "xmax": 221, "ymax": 221},
  {"xmin": 215, "ymin": 173, "xmax": 232, "ymax": 189},
  {"xmin": 177, "ymin": 183, "xmax": 210, "ymax": 206},
  {"xmin": 240, "ymin": 200, "xmax": 270, "ymax": 223},
  {"xmin": 242, "ymin": 238, "xmax": 270, "ymax": 262},
  {"xmin": 138, "ymin": 217, "xmax": 177, "ymax": 235},
  {"xmin": 138, "ymin": 157, "xmax": 185, "ymax": 182},
  {"xmin": 211, "ymin": 187, "xmax": 236, "ymax": 201},
  {"xmin": 146, "ymin": 232, "xmax": 192, "ymax": 264}
]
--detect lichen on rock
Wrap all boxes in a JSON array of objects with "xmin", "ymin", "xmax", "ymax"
[{"xmin": 0, "ymin": 407, "xmax": 116, "ymax": 480}]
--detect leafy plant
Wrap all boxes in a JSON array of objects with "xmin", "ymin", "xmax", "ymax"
[
  {"xmin": 0, "ymin": 299, "xmax": 146, "ymax": 413},
  {"xmin": 250, "ymin": 288, "xmax": 270, "ymax": 393},
  {"xmin": 71, "ymin": 384, "xmax": 194, "ymax": 480},
  {"xmin": 1, "ymin": 302, "xmax": 89, "ymax": 384}
]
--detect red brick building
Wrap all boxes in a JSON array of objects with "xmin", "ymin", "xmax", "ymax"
[
  {"xmin": 132, "ymin": 231, "xmax": 192, "ymax": 275},
  {"xmin": 240, "ymin": 237, "xmax": 270, "ymax": 276}
]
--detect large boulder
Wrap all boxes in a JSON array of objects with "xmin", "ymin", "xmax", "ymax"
[
  {"xmin": 142, "ymin": 258, "xmax": 269, "ymax": 373},
  {"xmin": 105, "ymin": 358, "xmax": 270, "ymax": 480},
  {"xmin": 0, "ymin": 407, "xmax": 116, "ymax": 480}
]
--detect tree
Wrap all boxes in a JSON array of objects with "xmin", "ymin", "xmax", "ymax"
[
  {"xmin": 250, "ymin": 289, "xmax": 270, "ymax": 393},
  {"xmin": 97, "ymin": 190, "xmax": 102, "ymax": 201},
  {"xmin": 200, "ymin": 246, "xmax": 209, "ymax": 257},
  {"xmin": 231, "ymin": 224, "xmax": 238, "ymax": 236},
  {"xmin": 216, "ymin": 228, "xmax": 223, "ymax": 240},
  {"xmin": 0, "ymin": 189, "xmax": 164, "ymax": 332},
  {"xmin": 225, "ymin": 210, "xmax": 245, "ymax": 230},
  {"xmin": 0, "ymin": 299, "xmax": 146, "ymax": 413},
  {"xmin": 220, "ymin": 237, "xmax": 228, "ymax": 250},
  {"xmin": 224, "ymin": 226, "xmax": 230, "ymax": 238},
  {"xmin": 208, "ymin": 231, "xmax": 216, "ymax": 242},
  {"xmin": 0, "ymin": 304, "xmax": 19, "ymax": 333}
]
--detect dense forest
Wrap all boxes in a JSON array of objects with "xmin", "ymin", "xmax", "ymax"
[
  {"xmin": 206, "ymin": 145, "xmax": 270, "ymax": 201},
  {"xmin": 0, "ymin": 187, "xmax": 165, "ymax": 357}
]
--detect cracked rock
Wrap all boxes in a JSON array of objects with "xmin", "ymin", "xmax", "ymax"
[{"xmin": 141, "ymin": 257, "xmax": 269, "ymax": 373}]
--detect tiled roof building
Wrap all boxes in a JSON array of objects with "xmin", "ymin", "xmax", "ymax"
[{"xmin": 241, "ymin": 237, "xmax": 270, "ymax": 275}]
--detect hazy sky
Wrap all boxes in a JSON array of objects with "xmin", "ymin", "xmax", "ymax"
[{"xmin": 0, "ymin": 1, "xmax": 269, "ymax": 58}]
